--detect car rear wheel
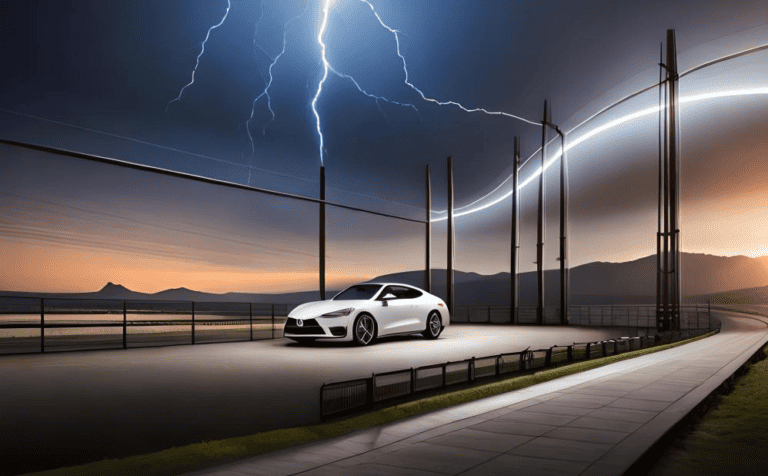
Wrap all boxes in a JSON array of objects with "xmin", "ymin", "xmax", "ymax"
[
  {"xmin": 423, "ymin": 311, "xmax": 442, "ymax": 339},
  {"xmin": 353, "ymin": 314, "xmax": 376, "ymax": 346}
]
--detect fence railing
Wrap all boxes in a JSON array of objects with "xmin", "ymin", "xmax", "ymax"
[
  {"xmin": 0, "ymin": 296, "xmax": 288, "ymax": 354},
  {"xmin": 453, "ymin": 304, "xmax": 715, "ymax": 332},
  {"xmin": 320, "ymin": 332, "xmax": 681, "ymax": 419}
]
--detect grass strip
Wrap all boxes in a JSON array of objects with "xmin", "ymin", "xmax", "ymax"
[
  {"xmin": 27, "ymin": 332, "xmax": 716, "ymax": 476},
  {"xmin": 640, "ymin": 342, "xmax": 768, "ymax": 476}
]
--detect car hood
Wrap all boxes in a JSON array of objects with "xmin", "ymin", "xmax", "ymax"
[{"xmin": 289, "ymin": 300, "xmax": 371, "ymax": 319}]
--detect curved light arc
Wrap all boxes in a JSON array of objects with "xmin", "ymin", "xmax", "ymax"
[{"xmin": 431, "ymin": 87, "xmax": 768, "ymax": 221}]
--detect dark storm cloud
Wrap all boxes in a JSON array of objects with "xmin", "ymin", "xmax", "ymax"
[{"xmin": 1, "ymin": 0, "xmax": 766, "ymax": 290}]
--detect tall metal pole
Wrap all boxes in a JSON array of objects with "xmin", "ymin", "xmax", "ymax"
[
  {"xmin": 656, "ymin": 43, "xmax": 664, "ymax": 331},
  {"xmin": 537, "ymin": 101, "xmax": 549, "ymax": 325},
  {"xmin": 558, "ymin": 130, "xmax": 569, "ymax": 325},
  {"xmin": 425, "ymin": 164, "xmax": 432, "ymax": 293},
  {"xmin": 511, "ymin": 138, "xmax": 520, "ymax": 324},
  {"xmin": 446, "ymin": 156, "xmax": 455, "ymax": 316},
  {"xmin": 319, "ymin": 165, "xmax": 326, "ymax": 301},
  {"xmin": 662, "ymin": 53, "xmax": 670, "ymax": 331},
  {"xmin": 667, "ymin": 29, "xmax": 681, "ymax": 331},
  {"xmin": 657, "ymin": 30, "xmax": 681, "ymax": 332}
]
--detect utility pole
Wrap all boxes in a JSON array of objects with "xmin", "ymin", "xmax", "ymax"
[
  {"xmin": 537, "ymin": 101, "xmax": 549, "ymax": 325},
  {"xmin": 558, "ymin": 129, "xmax": 569, "ymax": 325},
  {"xmin": 446, "ymin": 156, "xmax": 455, "ymax": 316},
  {"xmin": 425, "ymin": 164, "xmax": 432, "ymax": 293},
  {"xmin": 511, "ymin": 138, "xmax": 520, "ymax": 324},
  {"xmin": 319, "ymin": 165, "xmax": 326, "ymax": 300}
]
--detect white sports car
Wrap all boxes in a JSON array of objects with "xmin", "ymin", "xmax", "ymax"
[{"xmin": 284, "ymin": 283, "xmax": 450, "ymax": 346}]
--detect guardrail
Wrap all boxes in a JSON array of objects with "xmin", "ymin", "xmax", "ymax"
[
  {"xmin": 0, "ymin": 296, "xmax": 288, "ymax": 354},
  {"xmin": 320, "ymin": 333, "xmax": 682, "ymax": 419}
]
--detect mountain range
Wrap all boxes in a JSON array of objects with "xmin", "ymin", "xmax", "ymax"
[{"xmin": 2, "ymin": 253, "xmax": 767, "ymax": 307}]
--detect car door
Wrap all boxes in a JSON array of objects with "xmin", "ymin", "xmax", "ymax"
[
  {"xmin": 377, "ymin": 286, "xmax": 422, "ymax": 334},
  {"xmin": 399, "ymin": 286, "xmax": 427, "ymax": 332}
]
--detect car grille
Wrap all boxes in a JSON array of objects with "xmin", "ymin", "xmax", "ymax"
[{"xmin": 285, "ymin": 318, "xmax": 325, "ymax": 335}]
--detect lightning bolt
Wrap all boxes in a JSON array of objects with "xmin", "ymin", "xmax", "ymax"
[
  {"xmin": 312, "ymin": 0, "xmax": 333, "ymax": 166},
  {"xmin": 328, "ymin": 65, "xmax": 419, "ymax": 120},
  {"xmin": 251, "ymin": 3, "xmax": 269, "ymax": 87},
  {"xmin": 312, "ymin": 1, "xmax": 420, "ymax": 165},
  {"xmin": 248, "ymin": 6, "xmax": 308, "ymax": 141},
  {"xmin": 166, "ymin": 0, "xmax": 232, "ymax": 112},
  {"xmin": 358, "ymin": 0, "xmax": 541, "ymax": 128}
]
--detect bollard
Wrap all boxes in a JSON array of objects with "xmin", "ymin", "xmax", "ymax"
[
  {"xmin": 40, "ymin": 298, "xmax": 45, "ymax": 353},
  {"xmin": 123, "ymin": 300, "xmax": 127, "ymax": 349}
]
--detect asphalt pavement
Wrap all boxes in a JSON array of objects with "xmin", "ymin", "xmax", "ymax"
[
  {"xmin": 187, "ymin": 312, "xmax": 768, "ymax": 476},
  {"xmin": 0, "ymin": 324, "xmax": 630, "ymax": 475}
]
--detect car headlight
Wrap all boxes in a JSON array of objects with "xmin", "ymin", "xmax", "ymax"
[{"xmin": 321, "ymin": 307, "xmax": 355, "ymax": 317}]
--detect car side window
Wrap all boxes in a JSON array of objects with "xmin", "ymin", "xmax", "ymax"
[
  {"xmin": 402, "ymin": 288, "xmax": 422, "ymax": 299},
  {"xmin": 378, "ymin": 286, "xmax": 423, "ymax": 300},
  {"xmin": 390, "ymin": 286, "xmax": 422, "ymax": 300},
  {"xmin": 379, "ymin": 286, "xmax": 404, "ymax": 300}
]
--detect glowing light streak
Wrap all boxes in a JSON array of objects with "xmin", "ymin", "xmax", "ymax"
[
  {"xmin": 431, "ymin": 87, "xmax": 768, "ymax": 221},
  {"xmin": 359, "ymin": 0, "xmax": 541, "ymax": 128},
  {"xmin": 166, "ymin": 0, "xmax": 231, "ymax": 112},
  {"xmin": 312, "ymin": 0, "xmax": 333, "ymax": 166}
]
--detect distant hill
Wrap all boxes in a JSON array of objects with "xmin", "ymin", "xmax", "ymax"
[
  {"xmin": 687, "ymin": 285, "xmax": 768, "ymax": 305},
  {"xmin": 372, "ymin": 252, "xmax": 768, "ymax": 306},
  {"xmin": 2, "ymin": 252, "xmax": 767, "ymax": 307},
  {"xmin": 0, "ymin": 282, "xmax": 325, "ymax": 307}
]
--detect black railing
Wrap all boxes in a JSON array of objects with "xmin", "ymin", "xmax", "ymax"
[
  {"xmin": 319, "ymin": 333, "xmax": 684, "ymax": 419},
  {"xmin": 453, "ymin": 304, "xmax": 715, "ymax": 332},
  {"xmin": 0, "ymin": 296, "xmax": 287, "ymax": 355}
]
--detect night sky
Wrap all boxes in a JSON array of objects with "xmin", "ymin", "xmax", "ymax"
[{"xmin": 1, "ymin": 0, "xmax": 766, "ymax": 294}]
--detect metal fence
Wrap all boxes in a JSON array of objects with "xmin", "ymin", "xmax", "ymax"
[
  {"xmin": 0, "ymin": 296, "xmax": 288, "ymax": 354},
  {"xmin": 453, "ymin": 304, "xmax": 716, "ymax": 332},
  {"xmin": 319, "ymin": 332, "xmax": 676, "ymax": 419},
  {"xmin": 453, "ymin": 306, "xmax": 562, "ymax": 324}
]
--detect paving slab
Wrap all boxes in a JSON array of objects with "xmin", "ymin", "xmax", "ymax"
[
  {"xmin": 188, "ymin": 312, "xmax": 768, "ymax": 476},
  {"xmin": 461, "ymin": 454, "xmax": 590, "ymax": 476}
]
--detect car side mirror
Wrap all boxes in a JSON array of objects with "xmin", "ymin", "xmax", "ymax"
[{"xmin": 381, "ymin": 293, "xmax": 396, "ymax": 306}]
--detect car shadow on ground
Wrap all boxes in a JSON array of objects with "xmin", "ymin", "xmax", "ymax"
[{"xmin": 283, "ymin": 333, "xmax": 435, "ymax": 348}]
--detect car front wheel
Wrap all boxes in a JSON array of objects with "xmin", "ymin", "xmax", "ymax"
[
  {"xmin": 353, "ymin": 314, "xmax": 376, "ymax": 346},
  {"xmin": 423, "ymin": 311, "xmax": 442, "ymax": 339}
]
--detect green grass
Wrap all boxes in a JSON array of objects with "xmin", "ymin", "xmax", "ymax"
[
  {"xmin": 27, "ymin": 332, "xmax": 716, "ymax": 476},
  {"xmin": 642, "ymin": 343, "xmax": 768, "ymax": 476}
]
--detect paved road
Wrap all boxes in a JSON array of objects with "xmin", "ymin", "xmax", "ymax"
[
  {"xmin": 188, "ymin": 312, "xmax": 768, "ymax": 476},
  {"xmin": 0, "ymin": 324, "xmax": 631, "ymax": 475}
]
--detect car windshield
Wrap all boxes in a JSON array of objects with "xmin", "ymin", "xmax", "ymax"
[{"xmin": 333, "ymin": 284, "xmax": 382, "ymax": 301}]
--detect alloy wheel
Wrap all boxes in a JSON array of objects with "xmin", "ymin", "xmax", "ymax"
[
  {"xmin": 356, "ymin": 315, "xmax": 375, "ymax": 345},
  {"xmin": 424, "ymin": 312, "xmax": 442, "ymax": 339}
]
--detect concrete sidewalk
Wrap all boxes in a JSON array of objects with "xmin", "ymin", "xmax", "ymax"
[{"xmin": 189, "ymin": 312, "xmax": 768, "ymax": 476}]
